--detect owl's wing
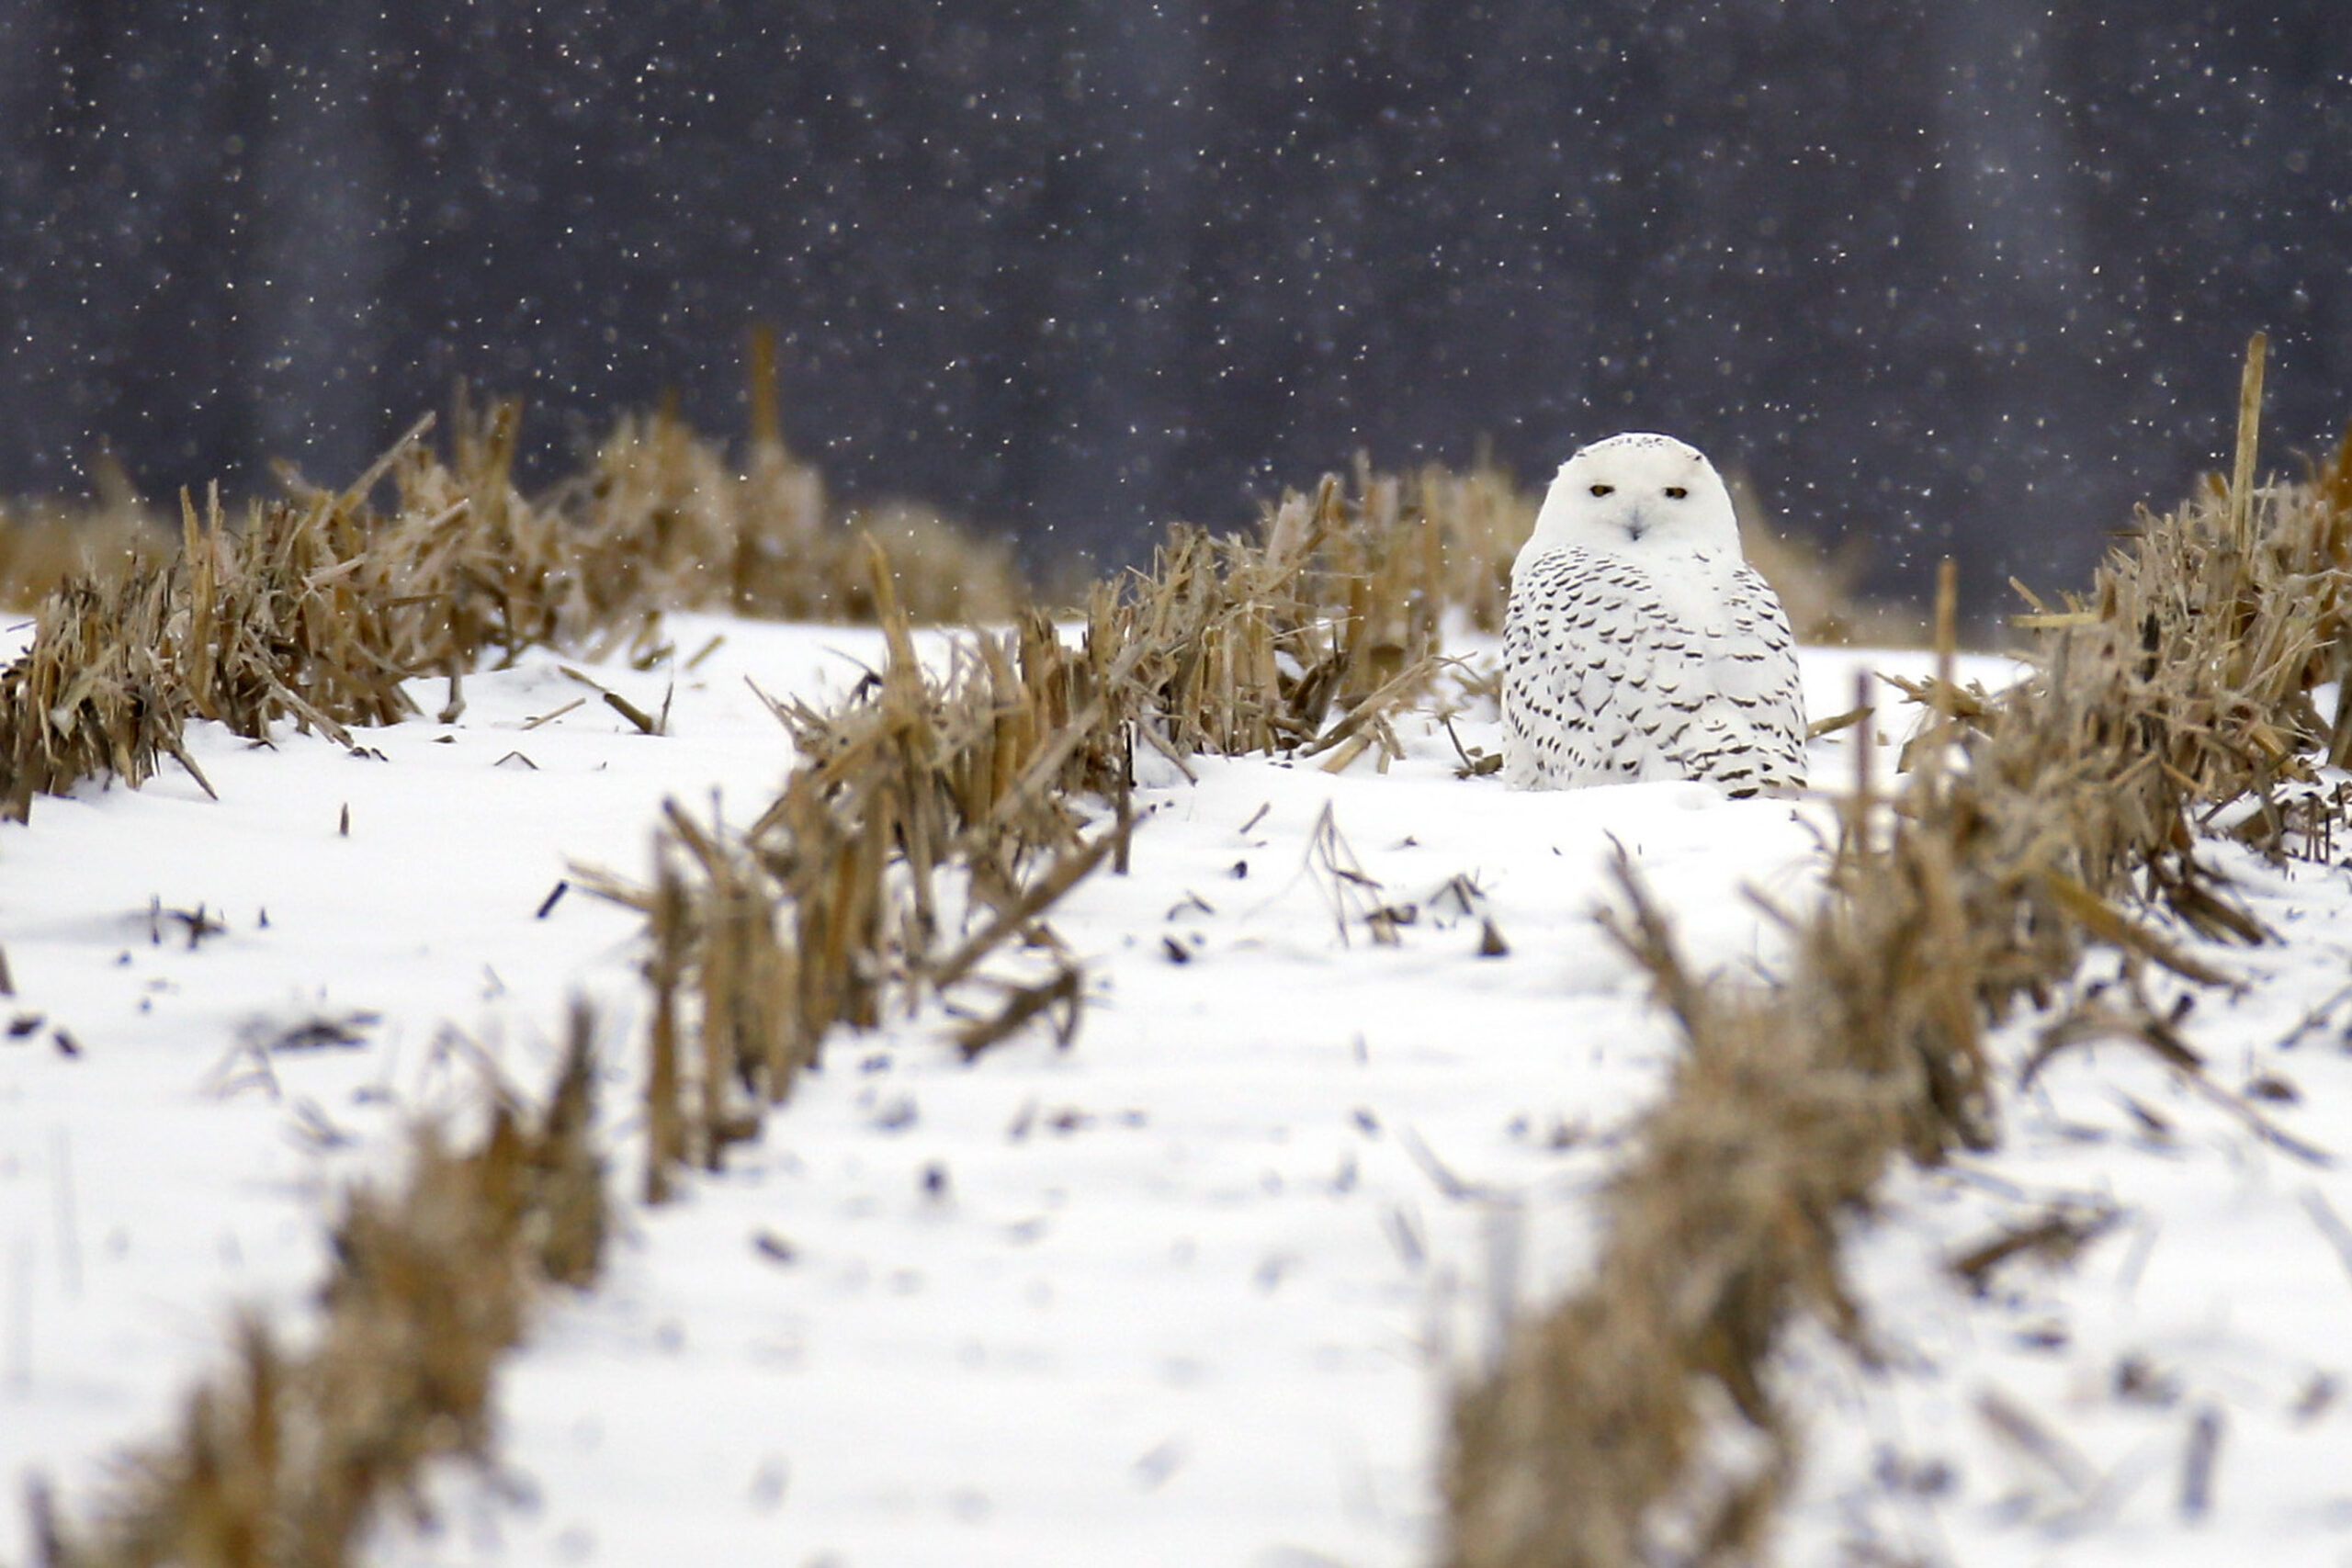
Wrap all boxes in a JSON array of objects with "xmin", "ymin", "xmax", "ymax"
[
  {"xmin": 1709, "ymin": 566, "xmax": 1804, "ymax": 704},
  {"xmin": 1700, "ymin": 564, "xmax": 1809, "ymax": 784}
]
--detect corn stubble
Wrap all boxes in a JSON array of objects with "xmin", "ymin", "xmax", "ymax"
[
  {"xmin": 605, "ymin": 461, "xmax": 1526, "ymax": 1202},
  {"xmin": 32, "ymin": 1010, "xmax": 604, "ymax": 1568},
  {"xmin": 1442, "ymin": 335, "xmax": 2352, "ymax": 1568},
  {"xmin": 0, "ymin": 381, "xmax": 1020, "ymax": 821}
]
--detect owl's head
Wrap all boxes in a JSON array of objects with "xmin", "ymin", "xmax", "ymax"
[{"xmin": 1515, "ymin": 433, "xmax": 1742, "ymax": 572}]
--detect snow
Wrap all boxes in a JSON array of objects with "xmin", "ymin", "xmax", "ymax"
[{"xmin": 6, "ymin": 614, "xmax": 2348, "ymax": 1567}]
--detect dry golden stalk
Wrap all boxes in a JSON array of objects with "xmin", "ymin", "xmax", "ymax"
[
  {"xmin": 642, "ymin": 855, "xmax": 689, "ymax": 1207},
  {"xmin": 1947, "ymin": 1201, "xmax": 2123, "ymax": 1298},
  {"xmin": 2229, "ymin": 331, "xmax": 2268, "ymax": 553},
  {"xmin": 954, "ymin": 964, "xmax": 1085, "ymax": 1062}
]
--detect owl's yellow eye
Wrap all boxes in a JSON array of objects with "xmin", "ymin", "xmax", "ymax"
[
  {"xmin": 1665, "ymin": 486, "xmax": 1689, "ymax": 499},
  {"xmin": 1589, "ymin": 483, "xmax": 1614, "ymax": 497}
]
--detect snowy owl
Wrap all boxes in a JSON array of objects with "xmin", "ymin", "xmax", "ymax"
[{"xmin": 1500, "ymin": 433, "xmax": 1806, "ymax": 796}]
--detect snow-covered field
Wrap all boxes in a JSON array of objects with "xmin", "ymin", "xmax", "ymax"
[{"xmin": 5, "ymin": 613, "xmax": 2350, "ymax": 1566}]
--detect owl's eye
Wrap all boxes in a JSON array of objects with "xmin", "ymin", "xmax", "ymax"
[
  {"xmin": 1589, "ymin": 483, "xmax": 1614, "ymax": 497},
  {"xmin": 1664, "ymin": 486, "xmax": 1689, "ymax": 500}
]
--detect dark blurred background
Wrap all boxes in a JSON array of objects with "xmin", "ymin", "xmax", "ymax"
[{"xmin": 2, "ymin": 2, "xmax": 2347, "ymax": 597}]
